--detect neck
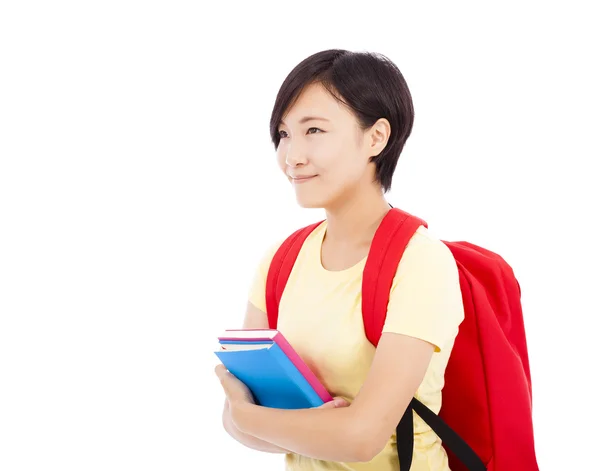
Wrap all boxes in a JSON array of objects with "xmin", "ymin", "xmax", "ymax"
[{"xmin": 323, "ymin": 183, "xmax": 391, "ymax": 246}]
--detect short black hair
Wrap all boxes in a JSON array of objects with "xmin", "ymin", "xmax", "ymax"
[{"xmin": 269, "ymin": 49, "xmax": 415, "ymax": 192}]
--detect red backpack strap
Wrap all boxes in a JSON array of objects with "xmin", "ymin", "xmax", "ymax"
[
  {"xmin": 363, "ymin": 208, "xmax": 487, "ymax": 471},
  {"xmin": 362, "ymin": 208, "xmax": 426, "ymax": 346},
  {"xmin": 265, "ymin": 221, "xmax": 323, "ymax": 329}
]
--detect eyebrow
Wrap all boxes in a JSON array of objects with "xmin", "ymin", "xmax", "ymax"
[{"xmin": 279, "ymin": 116, "xmax": 330, "ymax": 126}]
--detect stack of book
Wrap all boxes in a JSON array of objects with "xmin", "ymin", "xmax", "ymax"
[{"xmin": 215, "ymin": 329, "xmax": 333, "ymax": 409}]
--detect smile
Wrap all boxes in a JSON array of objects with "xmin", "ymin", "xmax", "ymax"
[{"xmin": 291, "ymin": 175, "xmax": 317, "ymax": 183}]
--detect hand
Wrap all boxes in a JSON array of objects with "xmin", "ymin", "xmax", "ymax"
[
  {"xmin": 215, "ymin": 364, "xmax": 255, "ymax": 406},
  {"xmin": 215, "ymin": 363, "xmax": 350, "ymax": 410}
]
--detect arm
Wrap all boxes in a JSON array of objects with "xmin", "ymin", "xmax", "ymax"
[
  {"xmin": 230, "ymin": 332, "xmax": 434, "ymax": 463},
  {"xmin": 220, "ymin": 301, "xmax": 290, "ymax": 454},
  {"xmin": 222, "ymin": 398, "xmax": 290, "ymax": 453},
  {"xmin": 228, "ymin": 235, "xmax": 462, "ymax": 463}
]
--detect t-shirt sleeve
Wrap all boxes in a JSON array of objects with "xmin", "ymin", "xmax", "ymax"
[
  {"xmin": 382, "ymin": 228, "xmax": 465, "ymax": 352},
  {"xmin": 247, "ymin": 240, "xmax": 282, "ymax": 313}
]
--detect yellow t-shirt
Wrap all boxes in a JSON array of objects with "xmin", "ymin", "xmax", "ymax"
[{"xmin": 248, "ymin": 220, "xmax": 465, "ymax": 471}]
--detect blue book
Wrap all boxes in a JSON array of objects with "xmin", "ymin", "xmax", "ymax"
[{"xmin": 215, "ymin": 340, "xmax": 324, "ymax": 409}]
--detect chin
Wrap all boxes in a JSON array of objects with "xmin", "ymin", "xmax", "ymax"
[
  {"xmin": 295, "ymin": 197, "xmax": 325, "ymax": 209},
  {"xmin": 291, "ymin": 180, "xmax": 340, "ymax": 209},
  {"xmin": 292, "ymin": 189, "xmax": 325, "ymax": 209},
  {"xmin": 294, "ymin": 190, "xmax": 338, "ymax": 209}
]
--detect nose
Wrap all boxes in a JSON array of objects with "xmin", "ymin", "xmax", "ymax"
[{"xmin": 285, "ymin": 142, "xmax": 308, "ymax": 167}]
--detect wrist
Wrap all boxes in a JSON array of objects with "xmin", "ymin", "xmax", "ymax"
[{"xmin": 230, "ymin": 399, "xmax": 254, "ymax": 433}]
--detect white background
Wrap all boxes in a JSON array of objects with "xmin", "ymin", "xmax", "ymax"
[{"xmin": 1, "ymin": 1, "xmax": 598, "ymax": 470}]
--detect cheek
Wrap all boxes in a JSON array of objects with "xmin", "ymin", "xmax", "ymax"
[
  {"xmin": 276, "ymin": 148, "xmax": 287, "ymax": 173},
  {"xmin": 324, "ymin": 145, "xmax": 365, "ymax": 181},
  {"xmin": 309, "ymin": 141, "xmax": 341, "ymax": 173}
]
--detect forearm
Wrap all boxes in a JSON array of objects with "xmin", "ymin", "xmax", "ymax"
[
  {"xmin": 231, "ymin": 401, "xmax": 371, "ymax": 463},
  {"xmin": 222, "ymin": 401, "xmax": 290, "ymax": 454}
]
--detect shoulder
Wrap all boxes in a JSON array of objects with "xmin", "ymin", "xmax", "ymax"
[
  {"xmin": 247, "ymin": 221, "xmax": 326, "ymax": 312},
  {"xmin": 404, "ymin": 225, "xmax": 452, "ymax": 254},
  {"xmin": 383, "ymin": 225, "xmax": 464, "ymax": 352},
  {"xmin": 394, "ymin": 225, "xmax": 457, "ymax": 281},
  {"xmin": 257, "ymin": 221, "xmax": 326, "ymax": 270}
]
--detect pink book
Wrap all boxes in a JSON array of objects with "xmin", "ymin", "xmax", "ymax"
[{"xmin": 218, "ymin": 328, "xmax": 333, "ymax": 403}]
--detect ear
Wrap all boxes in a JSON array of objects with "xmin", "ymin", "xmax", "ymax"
[{"xmin": 365, "ymin": 118, "xmax": 391, "ymax": 159}]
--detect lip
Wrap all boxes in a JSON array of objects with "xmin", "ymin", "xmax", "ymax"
[{"xmin": 290, "ymin": 175, "xmax": 317, "ymax": 183}]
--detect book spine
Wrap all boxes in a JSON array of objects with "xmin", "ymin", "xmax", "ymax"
[{"xmin": 272, "ymin": 333, "xmax": 333, "ymax": 403}]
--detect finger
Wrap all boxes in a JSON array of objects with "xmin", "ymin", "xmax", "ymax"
[
  {"xmin": 317, "ymin": 397, "xmax": 350, "ymax": 409},
  {"xmin": 214, "ymin": 364, "xmax": 231, "ymax": 386},
  {"xmin": 316, "ymin": 401, "xmax": 337, "ymax": 409}
]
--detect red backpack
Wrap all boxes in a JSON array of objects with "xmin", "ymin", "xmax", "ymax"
[{"xmin": 265, "ymin": 208, "xmax": 539, "ymax": 471}]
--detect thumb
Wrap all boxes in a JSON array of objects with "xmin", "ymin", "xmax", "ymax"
[{"xmin": 317, "ymin": 397, "xmax": 350, "ymax": 409}]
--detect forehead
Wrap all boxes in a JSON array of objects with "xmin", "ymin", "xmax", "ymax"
[{"xmin": 281, "ymin": 82, "xmax": 352, "ymax": 125}]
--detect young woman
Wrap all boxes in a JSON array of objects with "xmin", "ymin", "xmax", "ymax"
[{"xmin": 215, "ymin": 49, "xmax": 464, "ymax": 471}]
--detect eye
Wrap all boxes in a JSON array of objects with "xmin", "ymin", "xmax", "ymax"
[{"xmin": 278, "ymin": 127, "xmax": 324, "ymax": 139}]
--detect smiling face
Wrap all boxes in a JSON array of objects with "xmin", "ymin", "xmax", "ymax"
[{"xmin": 276, "ymin": 82, "xmax": 381, "ymax": 209}]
